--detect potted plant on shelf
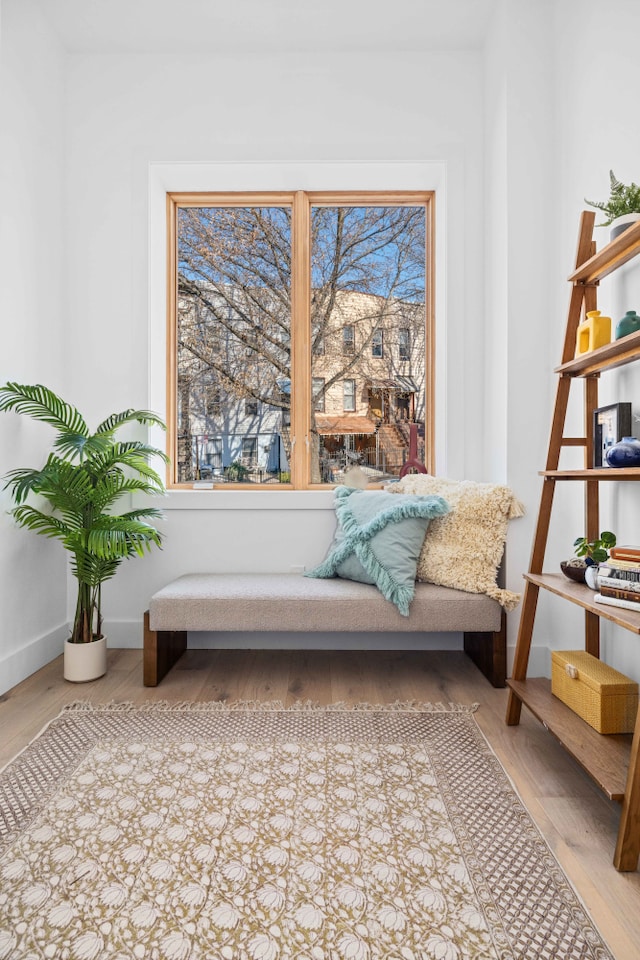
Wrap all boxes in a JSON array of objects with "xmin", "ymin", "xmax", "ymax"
[
  {"xmin": 560, "ymin": 530, "xmax": 616, "ymax": 586},
  {"xmin": 0, "ymin": 383, "xmax": 168, "ymax": 682},
  {"xmin": 585, "ymin": 170, "xmax": 640, "ymax": 241}
]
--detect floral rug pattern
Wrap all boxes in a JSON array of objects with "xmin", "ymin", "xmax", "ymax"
[{"xmin": 0, "ymin": 702, "xmax": 614, "ymax": 959}]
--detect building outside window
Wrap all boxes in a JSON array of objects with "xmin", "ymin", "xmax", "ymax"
[{"xmin": 169, "ymin": 192, "xmax": 433, "ymax": 487}]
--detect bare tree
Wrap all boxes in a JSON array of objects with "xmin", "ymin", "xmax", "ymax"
[{"xmin": 176, "ymin": 204, "xmax": 426, "ymax": 482}]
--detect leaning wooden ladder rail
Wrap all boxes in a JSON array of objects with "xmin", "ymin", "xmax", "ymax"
[{"xmin": 505, "ymin": 210, "xmax": 640, "ymax": 871}]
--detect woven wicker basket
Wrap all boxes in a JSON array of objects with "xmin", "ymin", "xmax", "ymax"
[{"xmin": 551, "ymin": 650, "xmax": 638, "ymax": 734}]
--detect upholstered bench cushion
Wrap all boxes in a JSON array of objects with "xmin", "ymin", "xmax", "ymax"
[{"xmin": 149, "ymin": 573, "xmax": 502, "ymax": 634}]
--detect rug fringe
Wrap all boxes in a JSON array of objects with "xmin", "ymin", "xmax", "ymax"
[{"xmin": 61, "ymin": 699, "xmax": 480, "ymax": 715}]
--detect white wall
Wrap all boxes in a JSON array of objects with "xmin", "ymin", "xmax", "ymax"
[
  {"xmin": 0, "ymin": 0, "xmax": 70, "ymax": 690},
  {"xmin": 538, "ymin": 0, "xmax": 640, "ymax": 682},
  {"xmin": 483, "ymin": 0, "xmax": 557, "ymax": 673},
  {"xmin": 54, "ymin": 48, "xmax": 487, "ymax": 656},
  {"xmin": 484, "ymin": 0, "xmax": 640, "ymax": 683},
  {"xmin": 6, "ymin": 0, "xmax": 639, "ymax": 693}
]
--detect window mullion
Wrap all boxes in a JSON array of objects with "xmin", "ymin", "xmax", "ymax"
[{"xmin": 291, "ymin": 191, "xmax": 311, "ymax": 487}]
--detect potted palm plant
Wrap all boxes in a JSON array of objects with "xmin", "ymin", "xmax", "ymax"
[{"xmin": 0, "ymin": 383, "xmax": 168, "ymax": 681}]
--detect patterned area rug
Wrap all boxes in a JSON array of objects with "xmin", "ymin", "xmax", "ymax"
[{"xmin": 0, "ymin": 701, "xmax": 613, "ymax": 960}]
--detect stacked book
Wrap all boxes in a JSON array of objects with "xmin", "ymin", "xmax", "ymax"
[{"xmin": 595, "ymin": 545, "xmax": 640, "ymax": 612}]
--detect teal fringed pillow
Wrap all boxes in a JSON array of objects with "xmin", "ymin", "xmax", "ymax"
[{"xmin": 306, "ymin": 487, "xmax": 450, "ymax": 616}]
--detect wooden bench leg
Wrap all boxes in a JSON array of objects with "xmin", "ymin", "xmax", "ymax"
[
  {"xmin": 463, "ymin": 610, "xmax": 507, "ymax": 687},
  {"xmin": 143, "ymin": 610, "xmax": 188, "ymax": 686}
]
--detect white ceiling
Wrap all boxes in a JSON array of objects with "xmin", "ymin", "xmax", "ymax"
[{"xmin": 33, "ymin": 0, "xmax": 498, "ymax": 54}]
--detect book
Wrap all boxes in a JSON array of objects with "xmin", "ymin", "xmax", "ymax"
[
  {"xmin": 594, "ymin": 593, "xmax": 640, "ymax": 613},
  {"xmin": 598, "ymin": 574, "xmax": 640, "ymax": 593},
  {"xmin": 609, "ymin": 545, "xmax": 640, "ymax": 562},
  {"xmin": 605, "ymin": 558, "xmax": 640, "ymax": 573},
  {"xmin": 599, "ymin": 584, "xmax": 640, "ymax": 604}
]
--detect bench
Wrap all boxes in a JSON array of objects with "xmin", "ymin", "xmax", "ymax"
[{"xmin": 143, "ymin": 573, "xmax": 506, "ymax": 688}]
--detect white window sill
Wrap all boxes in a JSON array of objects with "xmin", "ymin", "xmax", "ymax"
[{"xmin": 157, "ymin": 489, "xmax": 337, "ymax": 510}]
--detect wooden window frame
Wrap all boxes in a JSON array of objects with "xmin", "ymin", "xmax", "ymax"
[{"xmin": 167, "ymin": 190, "xmax": 435, "ymax": 489}]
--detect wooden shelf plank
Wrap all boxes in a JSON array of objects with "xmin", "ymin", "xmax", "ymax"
[
  {"xmin": 555, "ymin": 329, "xmax": 640, "ymax": 377},
  {"xmin": 540, "ymin": 467, "xmax": 640, "ymax": 480},
  {"xmin": 507, "ymin": 678, "xmax": 631, "ymax": 800},
  {"xmin": 568, "ymin": 219, "xmax": 640, "ymax": 284},
  {"xmin": 525, "ymin": 572, "xmax": 640, "ymax": 634}
]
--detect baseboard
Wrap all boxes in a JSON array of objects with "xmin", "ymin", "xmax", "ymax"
[
  {"xmin": 106, "ymin": 620, "xmax": 466, "ymax": 651},
  {"xmin": 1, "ymin": 620, "xmax": 555, "ymax": 694},
  {"xmin": 0, "ymin": 623, "xmax": 68, "ymax": 696},
  {"xmin": 507, "ymin": 643, "xmax": 549, "ymax": 679},
  {"xmin": 107, "ymin": 620, "xmax": 551, "ymax": 673}
]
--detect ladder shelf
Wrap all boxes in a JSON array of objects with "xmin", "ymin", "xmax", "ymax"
[{"xmin": 506, "ymin": 211, "xmax": 640, "ymax": 872}]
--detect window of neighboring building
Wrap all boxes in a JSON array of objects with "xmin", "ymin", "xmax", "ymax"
[
  {"xmin": 312, "ymin": 377, "xmax": 325, "ymax": 412},
  {"xmin": 343, "ymin": 325, "xmax": 355, "ymax": 355},
  {"xmin": 242, "ymin": 435, "xmax": 258, "ymax": 463},
  {"xmin": 343, "ymin": 379, "xmax": 356, "ymax": 412},
  {"xmin": 168, "ymin": 191, "xmax": 434, "ymax": 487},
  {"xmin": 398, "ymin": 327, "xmax": 410, "ymax": 361}
]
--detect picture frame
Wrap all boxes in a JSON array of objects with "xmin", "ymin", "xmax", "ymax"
[{"xmin": 593, "ymin": 402, "xmax": 632, "ymax": 467}]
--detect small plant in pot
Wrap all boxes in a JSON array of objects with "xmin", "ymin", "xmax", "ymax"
[
  {"xmin": 561, "ymin": 530, "xmax": 616, "ymax": 586},
  {"xmin": 0, "ymin": 383, "xmax": 168, "ymax": 681},
  {"xmin": 585, "ymin": 170, "xmax": 640, "ymax": 240}
]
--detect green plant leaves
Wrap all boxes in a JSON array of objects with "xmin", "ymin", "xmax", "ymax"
[
  {"xmin": 573, "ymin": 530, "xmax": 616, "ymax": 562},
  {"xmin": 0, "ymin": 382, "xmax": 168, "ymax": 643},
  {"xmin": 585, "ymin": 170, "xmax": 640, "ymax": 226},
  {"xmin": 0, "ymin": 383, "xmax": 88, "ymax": 436}
]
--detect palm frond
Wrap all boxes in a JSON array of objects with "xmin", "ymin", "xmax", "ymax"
[
  {"xmin": 91, "ymin": 476, "xmax": 167, "ymax": 514},
  {"xmin": 71, "ymin": 551, "xmax": 121, "ymax": 587},
  {"xmin": 11, "ymin": 505, "xmax": 74, "ymax": 540},
  {"xmin": 87, "ymin": 442, "xmax": 168, "ymax": 488},
  {"xmin": 118, "ymin": 507, "xmax": 165, "ymax": 522},
  {"xmin": 53, "ymin": 431, "xmax": 113, "ymax": 462},
  {"xmin": 87, "ymin": 519, "xmax": 163, "ymax": 559},
  {"xmin": 3, "ymin": 467, "xmax": 47, "ymax": 504},
  {"xmin": 0, "ymin": 383, "xmax": 88, "ymax": 436},
  {"xmin": 95, "ymin": 409, "xmax": 167, "ymax": 435}
]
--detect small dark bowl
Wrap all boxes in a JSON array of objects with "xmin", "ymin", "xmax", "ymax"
[{"xmin": 560, "ymin": 560, "xmax": 587, "ymax": 583}]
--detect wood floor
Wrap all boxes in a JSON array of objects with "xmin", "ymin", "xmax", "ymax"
[{"xmin": 2, "ymin": 647, "xmax": 639, "ymax": 959}]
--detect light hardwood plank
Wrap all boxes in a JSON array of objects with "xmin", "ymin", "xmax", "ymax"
[{"xmin": 1, "ymin": 649, "xmax": 639, "ymax": 958}]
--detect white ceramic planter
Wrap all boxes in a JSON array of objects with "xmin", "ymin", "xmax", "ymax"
[
  {"xmin": 64, "ymin": 636, "xmax": 107, "ymax": 682},
  {"xmin": 610, "ymin": 213, "xmax": 640, "ymax": 242}
]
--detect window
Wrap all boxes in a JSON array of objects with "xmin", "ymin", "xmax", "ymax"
[
  {"xmin": 242, "ymin": 436, "xmax": 258, "ymax": 464},
  {"xmin": 168, "ymin": 191, "xmax": 434, "ymax": 487},
  {"xmin": 343, "ymin": 325, "xmax": 355, "ymax": 355},
  {"xmin": 343, "ymin": 379, "xmax": 356, "ymax": 412},
  {"xmin": 398, "ymin": 327, "xmax": 410, "ymax": 361},
  {"xmin": 312, "ymin": 377, "xmax": 325, "ymax": 412}
]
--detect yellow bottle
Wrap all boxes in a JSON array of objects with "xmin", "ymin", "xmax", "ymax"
[{"xmin": 575, "ymin": 310, "xmax": 611, "ymax": 356}]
